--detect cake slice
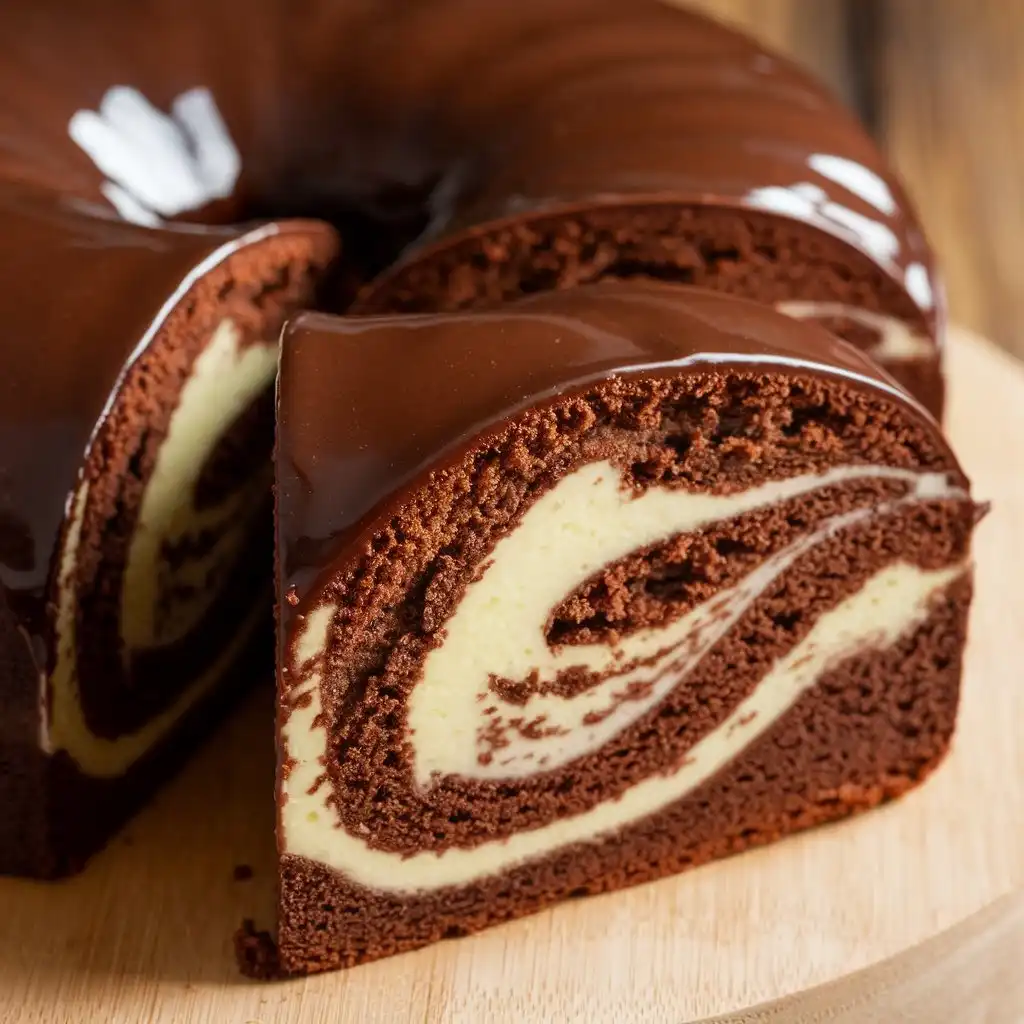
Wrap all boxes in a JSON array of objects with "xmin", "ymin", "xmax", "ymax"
[
  {"xmin": 360, "ymin": 203, "xmax": 944, "ymax": 419},
  {"xmin": 273, "ymin": 282, "xmax": 978, "ymax": 974},
  {"xmin": 0, "ymin": 190, "xmax": 336, "ymax": 876},
  {"xmin": 350, "ymin": 1, "xmax": 945, "ymax": 418}
]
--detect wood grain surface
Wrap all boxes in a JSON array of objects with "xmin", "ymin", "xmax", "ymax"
[
  {"xmin": 684, "ymin": 0, "xmax": 1024, "ymax": 361},
  {"xmin": 1, "ymin": 326, "xmax": 1020, "ymax": 1024}
]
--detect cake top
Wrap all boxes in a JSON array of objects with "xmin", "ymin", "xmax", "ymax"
[
  {"xmin": 0, "ymin": 0, "xmax": 946, "ymax": 636},
  {"xmin": 0, "ymin": 0, "xmax": 936, "ymax": 310},
  {"xmin": 277, "ymin": 281, "xmax": 955, "ymax": 612}
]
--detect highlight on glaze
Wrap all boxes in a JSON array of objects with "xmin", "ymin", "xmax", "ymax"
[
  {"xmin": 68, "ymin": 85, "xmax": 240, "ymax": 225},
  {"xmin": 745, "ymin": 174, "xmax": 934, "ymax": 313}
]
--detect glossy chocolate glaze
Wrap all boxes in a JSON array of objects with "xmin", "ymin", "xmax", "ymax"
[
  {"xmin": 277, "ymin": 282, "xmax": 955, "ymax": 633},
  {"xmin": 0, "ymin": 0, "xmax": 940, "ymax": 746},
  {"xmin": 0, "ymin": 0, "xmax": 939, "ymax": 292}
]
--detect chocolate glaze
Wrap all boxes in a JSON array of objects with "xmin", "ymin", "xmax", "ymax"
[
  {"xmin": 0, "ymin": 0, "xmax": 941, "ymax": 662},
  {"xmin": 0, "ymin": 0, "xmax": 939, "ymax": 293},
  {"xmin": 277, "ymin": 282, "xmax": 956, "ymax": 631}
]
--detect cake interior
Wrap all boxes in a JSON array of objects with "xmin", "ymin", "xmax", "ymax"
[
  {"xmin": 29, "ymin": 229, "xmax": 336, "ymax": 874},
  {"xmin": 270, "ymin": 367, "xmax": 974, "ymax": 973}
]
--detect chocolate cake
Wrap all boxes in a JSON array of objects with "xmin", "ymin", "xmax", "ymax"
[
  {"xmin": 0, "ymin": 0, "xmax": 955, "ymax": 881},
  {"xmin": 0, "ymin": 190, "xmax": 336, "ymax": 876},
  {"xmin": 274, "ymin": 283, "xmax": 978, "ymax": 974}
]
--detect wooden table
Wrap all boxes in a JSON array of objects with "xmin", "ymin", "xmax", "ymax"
[
  {"xmin": 1, "ymin": 326, "xmax": 1021, "ymax": 1022},
  {"xmin": 689, "ymin": 0, "xmax": 1024, "ymax": 362}
]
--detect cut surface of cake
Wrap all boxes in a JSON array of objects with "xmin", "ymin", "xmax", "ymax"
[
  {"xmin": 0, "ymin": 191, "xmax": 335, "ymax": 876},
  {"xmin": 273, "ymin": 282, "xmax": 978, "ymax": 974}
]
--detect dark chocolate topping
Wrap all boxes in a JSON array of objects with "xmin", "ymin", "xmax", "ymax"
[
  {"xmin": 0, "ymin": 0, "xmax": 941, "ymax": 655},
  {"xmin": 276, "ymin": 282, "xmax": 953, "ymax": 617},
  {"xmin": 0, "ymin": 0, "xmax": 938, "ymax": 297}
]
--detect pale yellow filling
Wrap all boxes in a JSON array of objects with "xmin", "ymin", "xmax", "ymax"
[
  {"xmin": 48, "ymin": 319, "xmax": 277, "ymax": 777},
  {"xmin": 409, "ymin": 462, "xmax": 957, "ymax": 784},
  {"xmin": 280, "ymin": 461, "xmax": 966, "ymax": 893},
  {"xmin": 775, "ymin": 301, "xmax": 934, "ymax": 362}
]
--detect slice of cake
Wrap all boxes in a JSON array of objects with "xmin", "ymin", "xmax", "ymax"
[
  {"xmin": 273, "ymin": 281, "xmax": 978, "ymax": 974},
  {"xmin": 0, "ymin": 190, "xmax": 336, "ymax": 876},
  {"xmin": 349, "ymin": 3, "xmax": 944, "ymax": 417},
  {"xmin": 359, "ymin": 203, "xmax": 943, "ymax": 419}
]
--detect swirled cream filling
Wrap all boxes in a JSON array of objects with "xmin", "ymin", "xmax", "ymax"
[
  {"xmin": 775, "ymin": 301, "xmax": 934, "ymax": 362},
  {"xmin": 48, "ymin": 319, "xmax": 276, "ymax": 778},
  {"xmin": 281, "ymin": 460, "xmax": 966, "ymax": 893},
  {"xmin": 121, "ymin": 320, "xmax": 276, "ymax": 650}
]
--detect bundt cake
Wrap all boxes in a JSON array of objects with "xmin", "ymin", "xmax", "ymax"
[{"xmin": 0, "ymin": 0, "xmax": 976, "ymax": 979}]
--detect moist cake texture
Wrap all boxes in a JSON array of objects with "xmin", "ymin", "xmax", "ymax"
[{"xmin": 273, "ymin": 283, "xmax": 978, "ymax": 974}]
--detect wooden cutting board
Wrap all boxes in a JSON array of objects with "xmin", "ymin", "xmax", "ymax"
[{"xmin": 1, "ymin": 326, "xmax": 1021, "ymax": 1024}]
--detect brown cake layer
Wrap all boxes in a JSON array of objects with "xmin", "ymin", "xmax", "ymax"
[
  {"xmin": 0, "ymin": 223, "xmax": 336, "ymax": 877},
  {"xmin": 273, "ymin": 284, "xmax": 978, "ymax": 975},
  {"xmin": 357, "ymin": 202, "xmax": 943, "ymax": 416},
  {"xmin": 275, "ymin": 575, "xmax": 970, "ymax": 974}
]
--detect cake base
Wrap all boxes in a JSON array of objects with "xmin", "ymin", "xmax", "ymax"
[{"xmin": 0, "ymin": 326, "xmax": 1019, "ymax": 1022}]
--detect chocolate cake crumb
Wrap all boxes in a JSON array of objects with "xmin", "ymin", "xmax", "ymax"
[
  {"xmin": 235, "ymin": 919, "xmax": 283, "ymax": 980},
  {"xmin": 233, "ymin": 863, "xmax": 254, "ymax": 882}
]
